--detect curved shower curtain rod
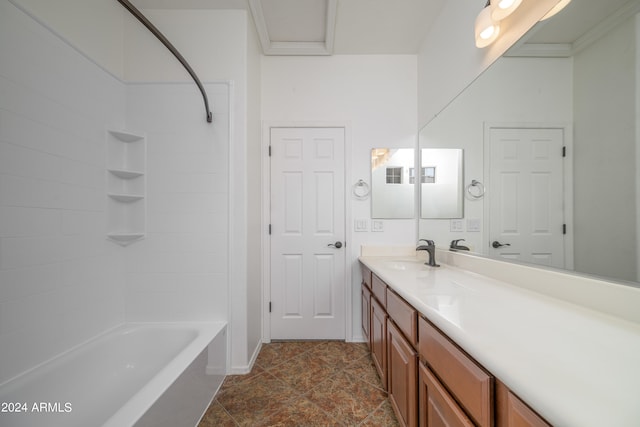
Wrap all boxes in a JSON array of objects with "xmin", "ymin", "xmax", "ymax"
[{"xmin": 116, "ymin": 0, "xmax": 213, "ymax": 123}]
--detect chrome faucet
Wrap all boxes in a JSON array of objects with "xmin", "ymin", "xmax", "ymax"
[{"xmin": 416, "ymin": 239, "xmax": 440, "ymax": 267}]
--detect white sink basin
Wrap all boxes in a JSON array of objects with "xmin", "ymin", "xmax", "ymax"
[{"xmin": 383, "ymin": 258, "xmax": 426, "ymax": 271}]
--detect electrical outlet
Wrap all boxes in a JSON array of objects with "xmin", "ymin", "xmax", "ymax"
[
  {"xmin": 467, "ymin": 218, "xmax": 481, "ymax": 232},
  {"xmin": 354, "ymin": 218, "xmax": 369, "ymax": 232},
  {"xmin": 450, "ymin": 219, "xmax": 464, "ymax": 232},
  {"xmin": 371, "ymin": 220, "xmax": 384, "ymax": 232}
]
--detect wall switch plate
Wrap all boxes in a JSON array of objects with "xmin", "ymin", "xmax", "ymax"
[
  {"xmin": 355, "ymin": 218, "xmax": 369, "ymax": 232},
  {"xmin": 450, "ymin": 219, "xmax": 464, "ymax": 232},
  {"xmin": 371, "ymin": 220, "xmax": 384, "ymax": 232},
  {"xmin": 467, "ymin": 218, "xmax": 481, "ymax": 232}
]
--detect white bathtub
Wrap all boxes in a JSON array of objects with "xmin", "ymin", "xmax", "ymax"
[{"xmin": 0, "ymin": 322, "xmax": 227, "ymax": 427}]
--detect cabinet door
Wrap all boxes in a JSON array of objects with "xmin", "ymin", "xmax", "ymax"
[
  {"xmin": 371, "ymin": 297, "xmax": 388, "ymax": 389},
  {"xmin": 418, "ymin": 317, "xmax": 493, "ymax": 427},
  {"xmin": 496, "ymin": 381, "xmax": 551, "ymax": 427},
  {"xmin": 362, "ymin": 284, "xmax": 372, "ymax": 348},
  {"xmin": 419, "ymin": 362, "xmax": 474, "ymax": 427},
  {"xmin": 388, "ymin": 320, "xmax": 418, "ymax": 427}
]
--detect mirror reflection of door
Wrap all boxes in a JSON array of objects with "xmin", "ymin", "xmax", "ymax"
[{"xmin": 487, "ymin": 126, "xmax": 568, "ymax": 268}]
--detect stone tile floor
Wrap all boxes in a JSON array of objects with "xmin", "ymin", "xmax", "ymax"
[{"xmin": 198, "ymin": 341, "xmax": 400, "ymax": 426}]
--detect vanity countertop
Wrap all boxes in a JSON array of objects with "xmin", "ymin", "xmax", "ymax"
[{"xmin": 359, "ymin": 255, "xmax": 640, "ymax": 427}]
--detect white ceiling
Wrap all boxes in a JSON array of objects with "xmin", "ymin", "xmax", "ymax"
[
  {"xmin": 129, "ymin": 0, "xmax": 640, "ymax": 56},
  {"xmin": 130, "ymin": 0, "xmax": 447, "ymax": 55}
]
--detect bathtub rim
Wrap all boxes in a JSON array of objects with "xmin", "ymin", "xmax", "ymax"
[
  {"xmin": 0, "ymin": 321, "xmax": 227, "ymax": 427},
  {"xmin": 103, "ymin": 321, "xmax": 227, "ymax": 427}
]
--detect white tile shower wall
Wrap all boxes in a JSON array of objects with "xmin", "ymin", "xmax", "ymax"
[
  {"xmin": 0, "ymin": 1, "xmax": 126, "ymax": 383},
  {"xmin": 124, "ymin": 83, "xmax": 230, "ymax": 322}
]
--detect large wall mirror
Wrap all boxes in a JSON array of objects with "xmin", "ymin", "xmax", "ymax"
[{"xmin": 419, "ymin": 0, "xmax": 640, "ymax": 286}]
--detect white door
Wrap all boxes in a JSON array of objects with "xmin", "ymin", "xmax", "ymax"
[
  {"xmin": 270, "ymin": 127, "xmax": 346, "ymax": 340},
  {"xmin": 488, "ymin": 127, "xmax": 566, "ymax": 268}
]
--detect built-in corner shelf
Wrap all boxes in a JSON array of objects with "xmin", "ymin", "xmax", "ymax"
[
  {"xmin": 108, "ymin": 169, "xmax": 144, "ymax": 180},
  {"xmin": 106, "ymin": 129, "xmax": 146, "ymax": 246},
  {"xmin": 107, "ymin": 193, "xmax": 145, "ymax": 203}
]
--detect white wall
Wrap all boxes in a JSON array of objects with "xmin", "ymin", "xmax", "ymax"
[
  {"xmin": 573, "ymin": 15, "xmax": 638, "ymax": 281},
  {"xmin": 245, "ymin": 13, "xmax": 263, "ymax": 369},
  {"xmin": 0, "ymin": 0, "xmax": 126, "ymax": 383},
  {"xmin": 418, "ymin": 57, "xmax": 573, "ymax": 252},
  {"xmin": 261, "ymin": 55, "xmax": 417, "ymax": 341},
  {"xmin": 8, "ymin": 0, "xmax": 126, "ymax": 78},
  {"xmin": 123, "ymin": 82, "xmax": 230, "ymax": 322}
]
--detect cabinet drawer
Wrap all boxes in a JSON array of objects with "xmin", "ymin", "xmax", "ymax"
[
  {"xmin": 418, "ymin": 317, "xmax": 493, "ymax": 427},
  {"xmin": 419, "ymin": 362, "xmax": 474, "ymax": 427},
  {"xmin": 386, "ymin": 288, "xmax": 417, "ymax": 347},
  {"xmin": 361, "ymin": 263, "xmax": 372, "ymax": 290},
  {"xmin": 372, "ymin": 274, "xmax": 387, "ymax": 307}
]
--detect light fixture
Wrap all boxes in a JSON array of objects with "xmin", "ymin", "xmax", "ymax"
[
  {"xmin": 490, "ymin": 0, "xmax": 523, "ymax": 20},
  {"xmin": 475, "ymin": 1, "xmax": 500, "ymax": 48},
  {"xmin": 541, "ymin": 0, "xmax": 572, "ymax": 21}
]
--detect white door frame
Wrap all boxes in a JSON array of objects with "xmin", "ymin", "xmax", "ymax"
[
  {"xmin": 261, "ymin": 121, "xmax": 352, "ymax": 343},
  {"xmin": 483, "ymin": 122, "xmax": 574, "ymax": 270}
]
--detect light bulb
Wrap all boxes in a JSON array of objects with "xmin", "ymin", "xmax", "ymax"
[
  {"xmin": 475, "ymin": 5, "xmax": 500, "ymax": 48},
  {"xmin": 490, "ymin": 0, "xmax": 523, "ymax": 21}
]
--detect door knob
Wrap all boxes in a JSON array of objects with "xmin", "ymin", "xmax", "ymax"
[
  {"xmin": 328, "ymin": 241, "xmax": 343, "ymax": 249},
  {"xmin": 492, "ymin": 241, "xmax": 511, "ymax": 249}
]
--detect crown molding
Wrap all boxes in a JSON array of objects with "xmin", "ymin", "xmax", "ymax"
[{"xmin": 507, "ymin": 0, "xmax": 640, "ymax": 58}]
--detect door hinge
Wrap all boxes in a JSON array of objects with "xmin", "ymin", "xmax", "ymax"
[
  {"xmin": 269, "ymin": 301, "xmax": 272, "ymax": 313},
  {"xmin": 562, "ymin": 146, "xmax": 567, "ymax": 157},
  {"xmin": 268, "ymin": 145, "xmax": 272, "ymax": 157},
  {"xmin": 268, "ymin": 224, "xmax": 271, "ymax": 235},
  {"xmin": 563, "ymin": 224, "xmax": 567, "ymax": 235}
]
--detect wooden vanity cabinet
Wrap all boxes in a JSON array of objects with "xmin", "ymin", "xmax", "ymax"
[
  {"xmin": 496, "ymin": 381, "xmax": 551, "ymax": 427},
  {"xmin": 387, "ymin": 320, "xmax": 418, "ymax": 427},
  {"xmin": 386, "ymin": 287, "xmax": 418, "ymax": 347},
  {"xmin": 372, "ymin": 273, "xmax": 387, "ymax": 308},
  {"xmin": 359, "ymin": 262, "xmax": 549, "ymax": 427},
  {"xmin": 361, "ymin": 264, "xmax": 373, "ymax": 349},
  {"xmin": 371, "ymin": 296, "xmax": 388, "ymax": 388},
  {"xmin": 418, "ymin": 316, "xmax": 494, "ymax": 427},
  {"xmin": 362, "ymin": 284, "xmax": 372, "ymax": 348},
  {"xmin": 362, "ymin": 264, "xmax": 372, "ymax": 289},
  {"xmin": 419, "ymin": 362, "xmax": 474, "ymax": 427}
]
